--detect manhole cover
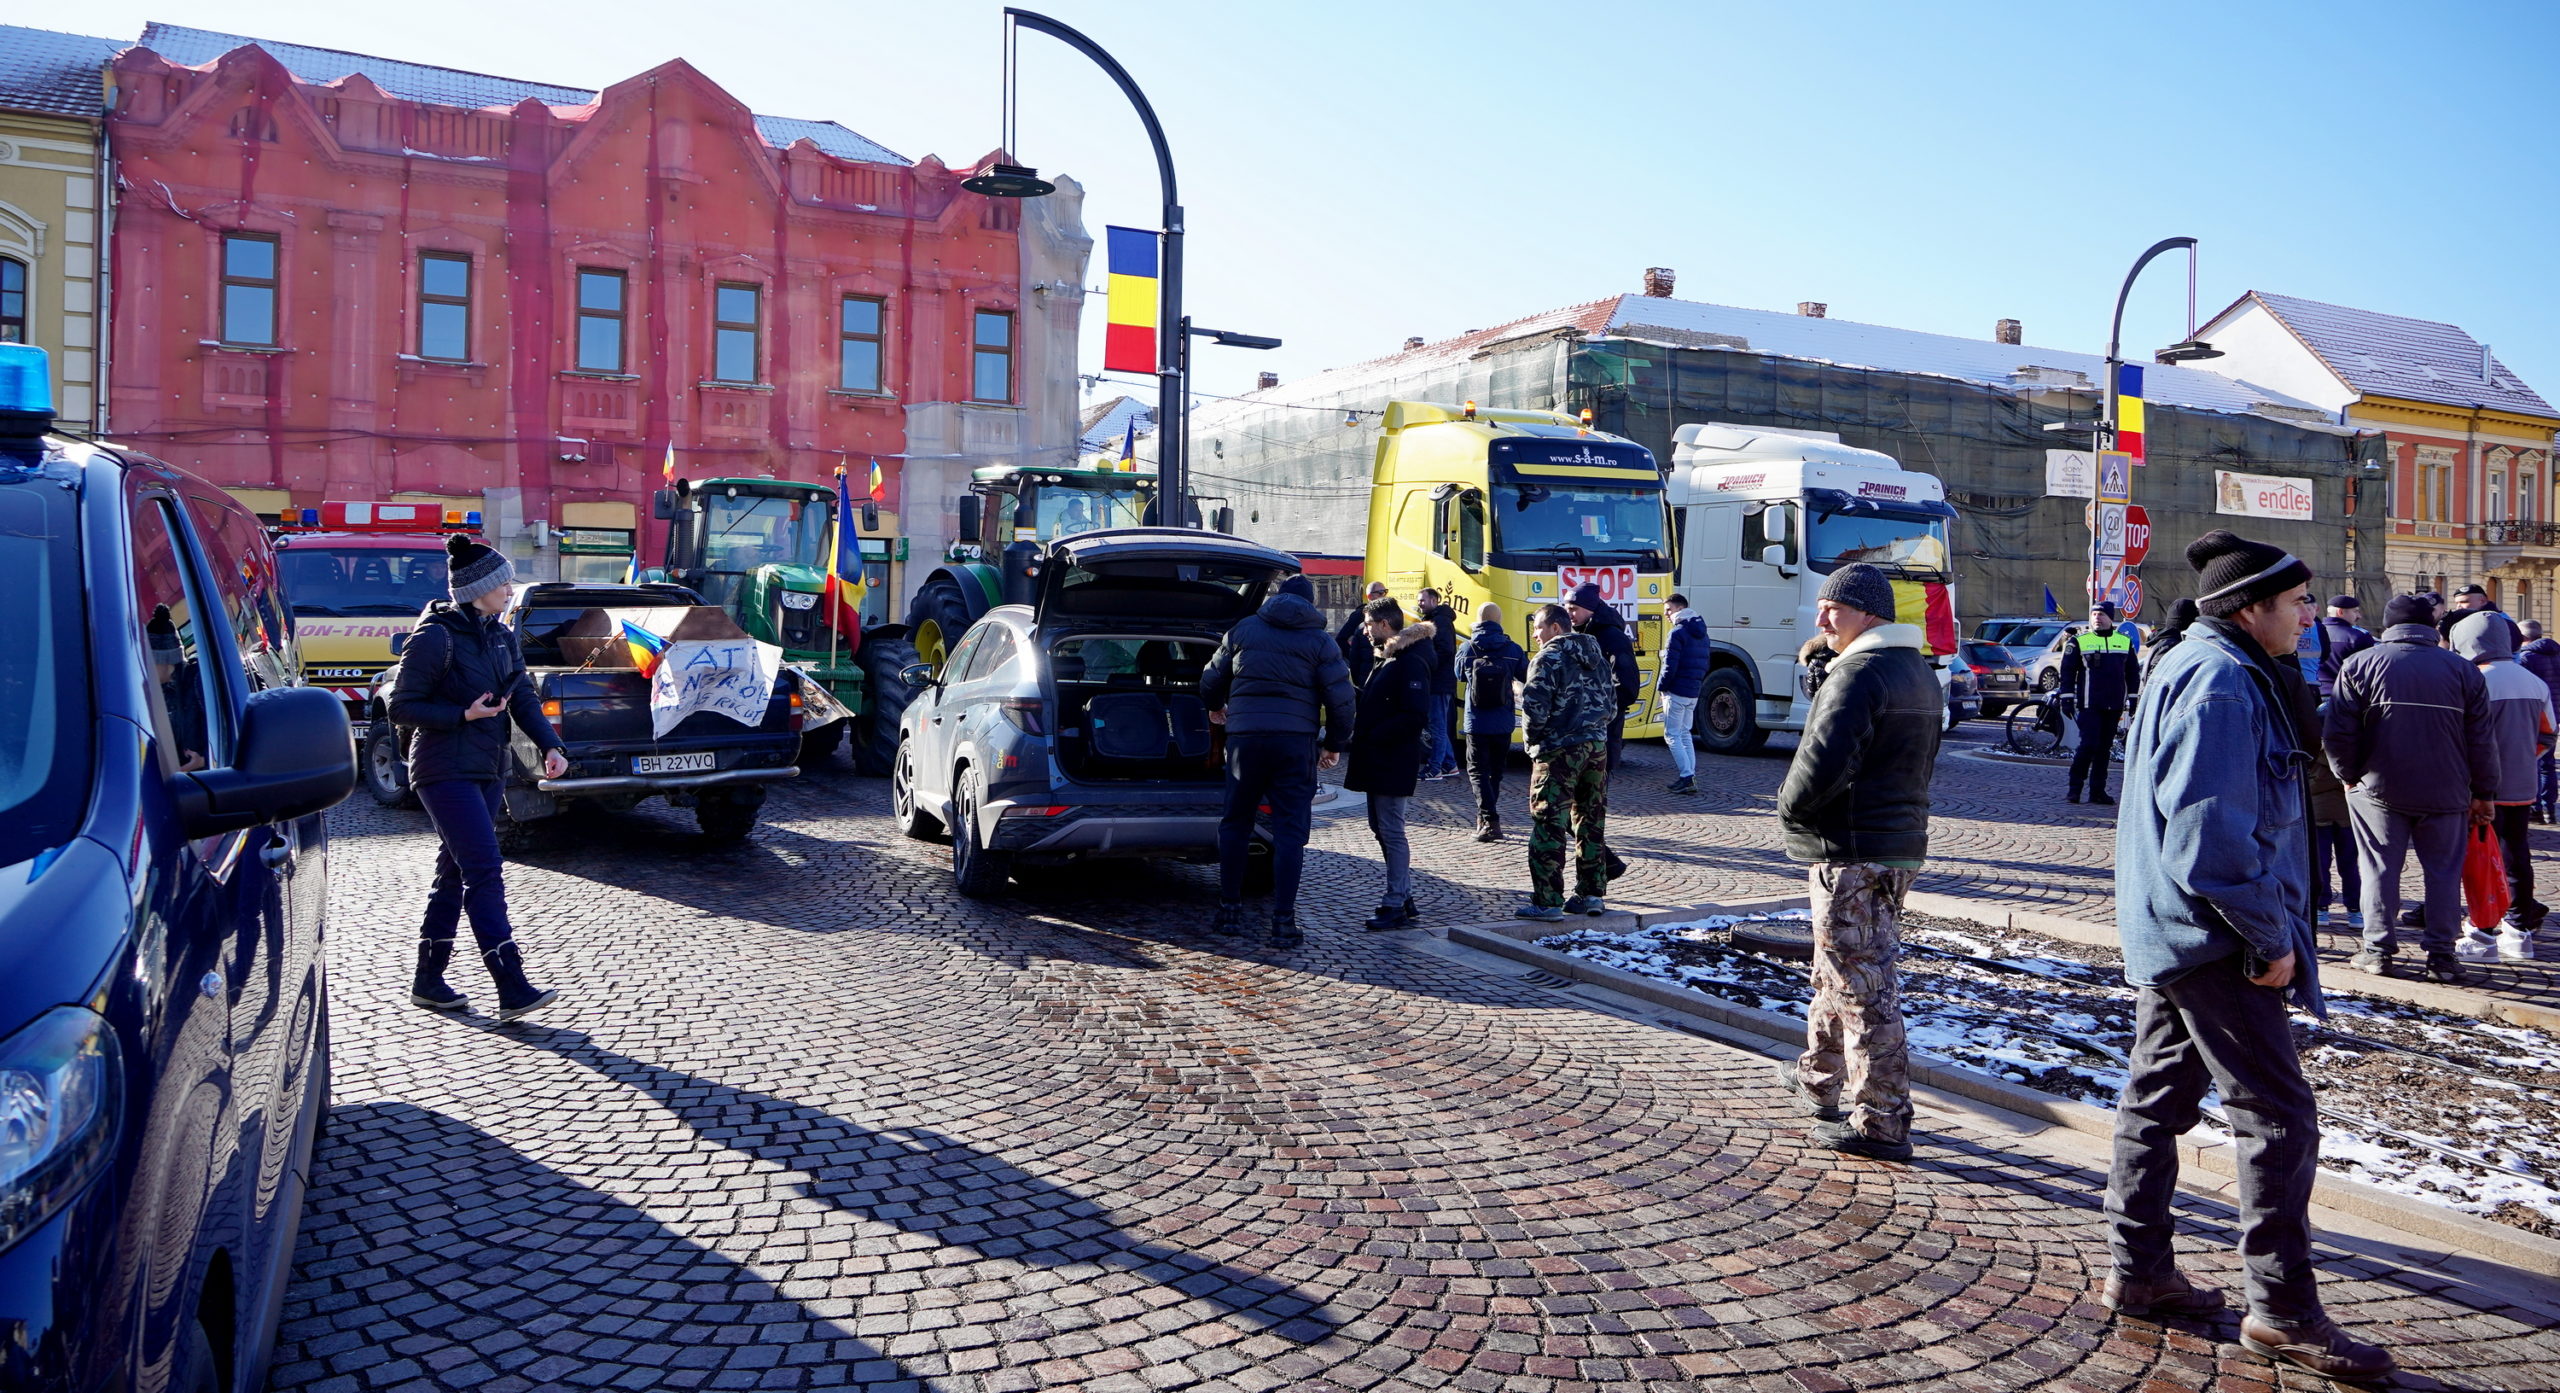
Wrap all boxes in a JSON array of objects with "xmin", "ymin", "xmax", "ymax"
[{"xmin": 1730, "ymin": 918, "xmax": 1817, "ymax": 961}]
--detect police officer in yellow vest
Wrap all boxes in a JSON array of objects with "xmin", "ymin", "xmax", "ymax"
[{"xmin": 2061, "ymin": 602, "xmax": 2138, "ymax": 805}]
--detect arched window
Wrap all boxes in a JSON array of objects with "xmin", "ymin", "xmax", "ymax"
[{"xmin": 0, "ymin": 257, "xmax": 24, "ymax": 343}]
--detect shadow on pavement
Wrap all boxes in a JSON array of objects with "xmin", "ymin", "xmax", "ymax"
[
  {"xmin": 525, "ymin": 1034, "xmax": 1345, "ymax": 1343},
  {"xmin": 289, "ymin": 1101, "xmax": 925, "ymax": 1389}
]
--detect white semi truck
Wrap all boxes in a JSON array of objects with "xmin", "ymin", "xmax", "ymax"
[{"xmin": 1666, "ymin": 422, "xmax": 1958, "ymax": 753}]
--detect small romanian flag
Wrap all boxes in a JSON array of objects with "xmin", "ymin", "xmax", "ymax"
[
  {"xmin": 621, "ymin": 619, "xmax": 670, "ymax": 678},
  {"xmin": 2115, "ymin": 363, "xmax": 2146, "ymax": 467},
  {"xmin": 662, "ymin": 441, "xmax": 678, "ymax": 486},
  {"xmin": 1890, "ymin": 580, "xmax": 1960, "ymax": 657},
  {"xmin": 1117, "ymin": 415, "xmax": 1138, "ymax": 472},
  {"xmin": 1104, "ymin": 225, "xmax": 1159, "ymax": 375},
  {"xmin": 868, "ymin": 457, "xmax": 886, "ymax": 503}
]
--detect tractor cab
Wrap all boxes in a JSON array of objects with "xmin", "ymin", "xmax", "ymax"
[{"xmin": 657, "ymin": 477, "xmax": 835, "ymax": 613}]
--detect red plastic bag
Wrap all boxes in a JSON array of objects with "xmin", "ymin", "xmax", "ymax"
[{"xmin": 2465, "ymin": 821, "xmax": 2510, "ymax": 930}]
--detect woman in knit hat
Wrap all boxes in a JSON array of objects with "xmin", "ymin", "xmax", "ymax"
[{"xmin": 386, "ymin": 534, "xmax": 570, "ymax": 1022}]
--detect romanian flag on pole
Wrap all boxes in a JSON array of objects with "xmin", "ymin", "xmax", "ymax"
[
  {"xmin": 867, "ymin": 457, "xmax": 886, "ymax": 504},
  {"xmin": 2115, "ymin": 363, "xmax": 2146, "ymax": 467},
  {"xmin": 662, "ymin": 441, "xmax": 677, "ymax": 486},
  {"xmin": 1103, "ymin": 226, "xmax": 1160, "ymax": 375},
  {"xmin": 825, "ymin": 465, "xmax": 868, "ymax": 642},
  {"xmin": 1890, "ymin": 580, "xmax": 1961, "ymax": 657},
  {"xmin": 1117, "ymin": 415, "xmax": 1138, "ymax": 472},
  {"xmin": 620, "ymin": 619, "xmax": 670, "ymax": 678}
]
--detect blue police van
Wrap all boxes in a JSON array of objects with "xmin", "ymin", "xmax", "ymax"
[{"xmin": 0, "ymin": 345, "xmax": 355, "ymax": 1390}]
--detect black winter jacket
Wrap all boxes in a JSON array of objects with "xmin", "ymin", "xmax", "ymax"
[
  {"xmin": 1334, "ymin": 609, "xmax": 1376, "ymax": 689},
  {"xmin": 1420, "ymin": 602, "xmax": 1460, "ymax": 695},
  {"xmin": 2522, "ymin": 636, "xmax": 2560, "ymax": 709},
  {"xmin": 2438, "ymin": 604, "xmax": 2524, "ymax": 653},
  {"xmin": 1577, "ymin": 605, "xmax": 1641, "ymax": 713},
  {"xmin": 388, "ymin": 602, "xmax": 562, "ymax": 788},
  {"xmin": 2322, "ymin": 622, "xmax": 2495, "ymax": 815},
  {"xmin": 1347, "ymin": 623, "xmax": 1434, "ymax": 797},
  {"xmin": 1202, "ymin": 593, "xmax": 1358, "ymax": 750},
  {"xmin": 1456, "ymin": 620, "xmax": 1530, "ymax": 735},
  {"xmin": 1776, "ymin": 624, "xmax": 1941, "ymax": 863}
]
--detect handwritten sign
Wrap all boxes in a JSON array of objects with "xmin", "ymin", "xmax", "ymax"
[
  {"xmin": 1558, "ymin": 564, "xmax": 1639, "ymax": 621},
  {"xmin": 649, "ymin": 638, "xmax": 784, "ymax": 737}
]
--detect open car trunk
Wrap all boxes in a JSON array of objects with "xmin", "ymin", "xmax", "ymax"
[{"xmin": 1047, "ymin": 633, "xmax": 1224, "ymax": 783}]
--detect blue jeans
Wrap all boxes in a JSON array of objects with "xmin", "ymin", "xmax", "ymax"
[
  {"xmin": 416, "ymin": 778, "xmax": 516, "ymax": 959},
  {"xmin": 1218, "ymin": 732, "xmax": 1315, "ymax": 914},
  {"xmin": 1663, "ymin": 693, "xmax": 1699, "ymax": 779},
  {"xmin": 1425, "ymin": 693, "xmax": 1455, "ymax": 773},
  {"xmin": 2539, "ymin": 752, "xmax": 2556, "ymax": 821}
]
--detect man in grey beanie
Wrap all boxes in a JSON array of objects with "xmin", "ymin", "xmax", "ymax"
[{"xmin": 1773, "ymin": 562, "xmax": 1941, "ymax": 1162}]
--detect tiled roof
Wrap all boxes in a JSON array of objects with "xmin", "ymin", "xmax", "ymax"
[
  {"xmin": 0, "ymin": 25, "xmax": 118, "ymax": 118},
  {"xmin": 2235, "ymin": 290, "xmax": 2553, "ymax": 418},
  {"xmin": 134, "ymin": 22, "xmax": 908, "ymax": 165},
  {"xmin": 1078, "ymin": 395, "xmax": 1155, "ymax": 451}
]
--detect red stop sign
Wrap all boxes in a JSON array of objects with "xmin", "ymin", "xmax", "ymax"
[{"xmin": 2122, "ymin": 505, "xmax": 2151, "ymax": 566}]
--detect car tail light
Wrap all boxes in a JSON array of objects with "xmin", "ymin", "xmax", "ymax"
[
  {"xmin": 1000, "ymin": 698, "xmax": 1047, "ymax": 735},
  {"xmin": 541, "ymin": 698, "xmax": 563, "ymax": 719},
  {"xmin": 1001, "ymin": 804, "xmax": 1070, "ymax": 818},
  {"xmin": 788, "ymin": 687, "xmax": 805, "ymax": 732}
]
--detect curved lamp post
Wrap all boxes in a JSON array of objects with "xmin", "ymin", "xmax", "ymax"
[{"xmin": 2080, "ymin": 237, "xmax": 2223, "ymax": 611}]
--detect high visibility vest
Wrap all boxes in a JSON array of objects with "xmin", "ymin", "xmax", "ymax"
[{"xmin": 2076, "ymin": 630, "xmax": 2132, "ymax": 657}]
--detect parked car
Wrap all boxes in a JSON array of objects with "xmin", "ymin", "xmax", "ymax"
[
  {"xmin": 891, "ymin": 527, "xmax": 1363, "ymax": 897},
  {"xmin": 0, "ymin": 358, "xmax": 357, "ymax": 1393},
  {"xmin": 2021, "ymin": 620, "xmax": 2146, "ymax": 694},
  {"xmin": 362, "ymin": 581, "xmax": 806, "ymax": 843},
  {"xmin": 1945, "ymin": 660, "xmax": 1979, "ymax": 730},
  {"xmin": 1959, "ymin": 639, "xmax": 2028, "ymax": 718},
  {"xmin": 1974, "ymin": 616, "xmax": 2068, "ymax": 672}
]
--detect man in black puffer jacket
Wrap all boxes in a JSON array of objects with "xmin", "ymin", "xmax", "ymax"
[
  {"xmin": 1568, "ymin": 583, "xmax": 1641, "ymax": 770},
  {"xmin": 1774, "ymin": 563, "xmax": 1943, "ymax": 1163},
  {"xmin": 1202, "ymin": 574, "xmax": 1358, "ymax": 946},
  {"xmin": 389, "ymin": 535, "xmax": 569, "ymax": 1022}
]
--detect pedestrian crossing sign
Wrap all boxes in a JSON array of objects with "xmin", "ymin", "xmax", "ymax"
[{"xmin": 2097, "ymin": 451, "xmax": 2132, "ymax": 504}]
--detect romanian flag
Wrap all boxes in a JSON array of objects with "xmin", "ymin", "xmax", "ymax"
[
  {"xmin": 868, "ymin": 457, "xmax": 886, "ymax": 503},
  {"xmin": 661, "ymin": 441, "xmax": 678, "ymax": 486},
  {"xmin": 1117, "ymin": 415, "xmax": 1138, "ymax": 472},
  {"xmin": 1891, "ymin": 580, "xmax": 1960, "ymax": 657},
  {"xmin": 1104, "ymin": 226, "xmax": 1159, "ymax": 375},
  {"xmin": 2115, "ymin": 363, "xmax": 2146, "ymax": 467},
  {"xmin": 825, "ymin": 465, "xmax": 867, "ymax": 643},
  {"xmin": 621, "ymin": 619, "xmax": 670, "ymax": 678}
]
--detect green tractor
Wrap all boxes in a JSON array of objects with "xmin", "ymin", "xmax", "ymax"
[
  {"xmin": 644, "ymin": 476, "xmax": 919, "ymax": 775},
  {"xmin": 899, "ymin": 461, "xmax": 1211, "ymax": 673}
]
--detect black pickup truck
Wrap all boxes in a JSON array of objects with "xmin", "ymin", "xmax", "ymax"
[{"xmin": 361, "ymin": 581, "xmax": 804, "ymax": 843}]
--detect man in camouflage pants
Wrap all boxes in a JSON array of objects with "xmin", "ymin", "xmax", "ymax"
[
  {"xmin": 1515, "ymin": 603, "xmax": 1620, "ymax": 920},
  {"xmin": 1775, "ymin": 563, "xmax": 1943, "ymax": 1161}
]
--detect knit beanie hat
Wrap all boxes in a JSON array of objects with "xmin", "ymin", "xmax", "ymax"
[
  {"xmin": 147, "ymin": 603, "xmax": 183, "ymax": 664},
  {"xmin": 2452, "ymin": 610, "xmax": 2516, "ymax": 662},
  {"xmin": 2383, "ymin": 594, "xmax": 2435, "ymax": 629},
  {"xmin": 2185, "ymin": 529, "xmax": 2309, "ymax": 619},
  {"xmin": 446, "ymin": 533, "xmax": 514, "ymax": 605},
  {"xmin": 1275, "ymin": 574, "xmax": 1314, "ymax": 602},
  {"xmin": 1816, "ymin": 563, "xmax": 1897, "ymax": 622},
  {"xmin": 1568, "ymin": 582, "xmax": 1606, "ymax": 612}
]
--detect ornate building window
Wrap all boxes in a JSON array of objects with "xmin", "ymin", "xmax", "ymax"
[
  {"xmin": 575, "ymin": 268, "xmax": 626, "ymax": 373},
  {"xmin": 0, "ymin": 257, "xmax": 23, "ymax": 342}
]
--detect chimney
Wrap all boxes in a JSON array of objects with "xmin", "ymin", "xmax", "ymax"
[
  {"xmin": 1995, "ymin": 319, "xmax": 2022, "ymax": 345},
  {"xmin": 1642, "ymin": 266, "xmax": 1676, "ymax": 298},
  {"xmin": 1256, "ymin": 371, "xmax": 1280, "ymax": 391},
  {"xmin": 1403, "ymin": 336, "xmax": 1426, "ymax": 351},
  {"xmin": 2483, "ymin": 343, "xmax": 2495, "ymax": 383},
  {"xmin": 1798, "ymin": 301, "xmax": 1827, "ymax": 318}
]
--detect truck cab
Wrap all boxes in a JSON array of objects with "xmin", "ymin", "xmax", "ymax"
[
  {"xmin": 1370, "ymin": 402, "xmax": 1675, "ymax": 739},
  {"xmin": 272, "ymin": 501, "xmax": 481, "ymax": 741},
  {"xmin": 1668, "ymin": 423, "xmax": 1958, "ymax": 752}
]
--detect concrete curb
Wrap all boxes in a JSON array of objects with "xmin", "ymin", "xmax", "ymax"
[{"xmin": 1446, "ymin": 899, "xmax": 2560, "ymax": 1281}]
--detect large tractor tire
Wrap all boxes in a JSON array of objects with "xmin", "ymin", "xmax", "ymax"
[
  {"xmin": 904, "ymin": 568, "xmax": 995, "ymax": 674},
  {"xmin": 852, "ymin": 632, "xmax": 922, "ymax": 778}
]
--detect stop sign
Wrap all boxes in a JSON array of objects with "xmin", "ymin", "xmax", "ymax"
[{"xmin": 2122, "ymin": 505, "xmax": 2151, "ymax": 566}]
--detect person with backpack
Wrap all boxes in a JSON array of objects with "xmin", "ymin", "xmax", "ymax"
[
  {"xmin": 1456, "ymin": 602, "xmax": 1530, "ymax": 842},
  {"xmin": 1659, "ymin": 594, "xmax": 1712, "ymax": 795},
  {"xmin": 389, "ymin": 535, "xmax": 569, "ymax": 1022}
]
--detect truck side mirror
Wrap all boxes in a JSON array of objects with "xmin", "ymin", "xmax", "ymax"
[
  {"xmin": 652, "ymin": 488, "xmax": 676, "ymax": 521},
  {"xmin": 861, "ymin": 501, "xmax": 880, "ymax": 533},
  {"xmin": 1212, "ymin": 505, "xmax": 1235, "ymax": 534},
  {"xmin": 1759, "ymin": 544, "xmax": 1788, "ymax": 568},
  {"xmin": 957, "ymin": 504, "xmax": 981, "ymax": 546}
]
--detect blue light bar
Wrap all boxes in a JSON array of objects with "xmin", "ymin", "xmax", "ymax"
[
  {"xmin": 0, "ymin": 343, "xmax": 52, "ymax": 417},
  {"xmin": 300, "ymin": 508, "xmax": 320, "ymax": 527},
  {"xmin": 464, "ymin": 510, "xmax": 482, "ymax": 528}
]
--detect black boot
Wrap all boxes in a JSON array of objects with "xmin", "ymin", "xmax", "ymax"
[
  {"xmin": 410, "ymin": 938, "xmax": 468, "ymax": 1012},
  {"xmin": 1474, "ymin": 815, "xmax": 1502, "ymax": 844},
  {"xmin": 483, "ymin": 941, "xmax": 560, "ymax": 1023}
]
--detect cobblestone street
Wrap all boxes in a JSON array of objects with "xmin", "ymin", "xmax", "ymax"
[{"xmin": 278, "ymin": 733, "xmax": 2560, "ymax": 1393}]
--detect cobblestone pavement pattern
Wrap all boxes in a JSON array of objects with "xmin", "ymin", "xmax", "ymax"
[{"xmin": 278, "ymin": 730, "xmax": 2560, "ymax": 1392}]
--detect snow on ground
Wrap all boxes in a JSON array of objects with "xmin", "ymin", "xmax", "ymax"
[{"xmin": 1538, "ymin": 911, "xmax": 2560, "ymax": 1233}]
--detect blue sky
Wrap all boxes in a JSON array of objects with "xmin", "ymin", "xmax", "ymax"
[{"xmin": 54, "ymin": 0, "xmax": 2560, "ymax": 408}]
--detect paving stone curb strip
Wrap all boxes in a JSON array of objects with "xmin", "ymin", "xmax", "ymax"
[{"xmin": 1443, "ymin": 893, "xmax": 2560, "ymax": 1282}]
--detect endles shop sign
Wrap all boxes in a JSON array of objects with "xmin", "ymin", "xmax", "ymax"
[{"xmin": 2214, "ymin": 469, "xmax": 2317, "ymax": 524}]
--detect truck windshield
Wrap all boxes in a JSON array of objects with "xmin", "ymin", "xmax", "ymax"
[
  {"xmin": 0, "ymin": 481, "xmax": 87, "ymax": 868},
  {"xmin": 1491, "ymin": 484, "xmax": 1667, "ymax": 560},
  {"xmin": 277, "ymin": 545, "xmax": 449, "ymax": 616},
  {"xmin": 698, "ymin": 492, "xmax": 831, "ymax": 582},
  {"xmin": 1036, "ymin": 484, "xmax": 1147, "ymax": 541},
  {"xmin": 1808, "ymin": 510, "xmax": 1951, "ymax": 581}
]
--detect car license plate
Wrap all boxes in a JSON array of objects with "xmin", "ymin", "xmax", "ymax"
[
  {"xmin": 633, "ymin": 752, "xmax": 716, "ymax": 774},
  {"xmin": 349, "ymin": 720, "xmax": 371, "ymax": 741}
]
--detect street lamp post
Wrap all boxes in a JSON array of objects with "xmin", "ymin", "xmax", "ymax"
[{"xmin": 2083, "ymin": 236, "xmax": 2223, "ymax": 614}]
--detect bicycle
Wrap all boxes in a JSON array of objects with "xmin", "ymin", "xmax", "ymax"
[{"xmin": 2002, "ymin": 695, "xmax": 2068, "ymax": 757}]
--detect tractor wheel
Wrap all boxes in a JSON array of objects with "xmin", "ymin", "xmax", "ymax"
[
  {"xmin": 852, "ymin": 635, "xmax": 922, "ymax": 778},
  {"xmin": 905, "ymin": 575, "xmax": 981, "ymax": 675}
]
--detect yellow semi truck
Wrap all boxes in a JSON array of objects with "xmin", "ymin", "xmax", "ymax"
[{"xmin": 1255, "ymin": 401, "xmax": 1674, "ymax": 740}]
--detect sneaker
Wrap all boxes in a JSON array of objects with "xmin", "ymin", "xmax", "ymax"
[
  {"xmin": 1514, "ymin": 902, "xmax": 1567, "ymax": 923},
  {"xmin": 2346, "ymin": 912, "xmax": 2366, "ymax": 931},
  {"xmin": 1563, "ymin": 895, "xmax": 1607, "ymax": 917},
  {"xmin": 2237, "ymin": 1314, "xmax": 2396, "ymax": 1381},
  {"xmin": 1268, "ymin": 914, "xmax": 1303, "ymax": 949},
  {"xmin": 1811, "ymin": 1118, "xmax": 1912, "ymax": 1162},
  {"xmin": 2454, "ymin": 932, "xmax": 2501, "ymax": 963},
  {"xmin": 1776, "ymin": 1059, "xmax": 1844, "ymax": 1121},
  {"xmin": 2347, "ymin": 948, "xmax": 2395, "ymax": 977},
  {"xmin": 1209, "ymin": 902, "xmax": 1250, "ymax": 938},
  {"xmin": 2498, "ymin": 927, "xmax": 2538, "ymax": 960},
  {"xmin": 2100, "ymin": 1270, "xmax": 2227, "ymax": 1318},
  {"xmin": 1666, "ymin": 775, "xmax": 1696, "ymax": 795},
  {"xmin": 2425, "ymin": 952, "xmax": 2474, "ymax": 985}
]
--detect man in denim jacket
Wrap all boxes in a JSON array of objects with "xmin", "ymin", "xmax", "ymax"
[{"xmin": 2104, "ymin": 530, "xmax": 2392, "ymax": 1383}]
